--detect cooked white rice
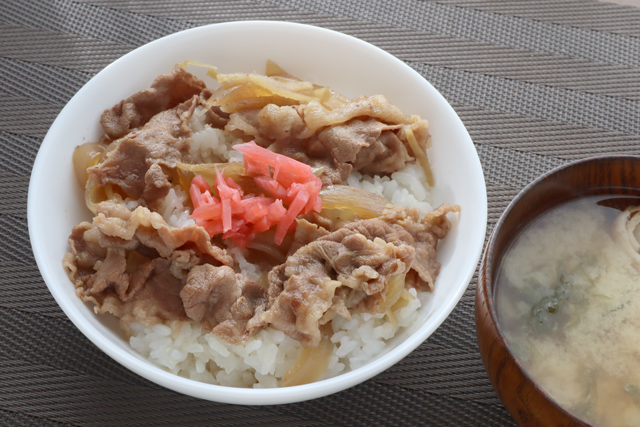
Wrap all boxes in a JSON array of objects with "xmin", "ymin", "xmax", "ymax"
[
  {"xmin": 346, "ymin": 164, "xmax": 433, "ymax": 215},
  {"xmin": 159, "ymin": 187, "xmax": 194, "ymax": 227},
  {"xmin": 130, "ymin": 288, "xmax": 423, "ymax": 388},
  {"xmin": 132, "ymin": 112, "xmax": 434, "ymax": 387},
  {"xmin": 189, "ymin": 107, "xmax": 244, "ymax": 164}
]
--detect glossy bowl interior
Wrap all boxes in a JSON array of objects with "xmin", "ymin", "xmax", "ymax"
[
  {"xmin": 476, "ymin": 155, "xmax": 640, "ymax": 426},
  {"xmin": 28, "ymin": 21, "xmax": 487, "ymax": 404}
]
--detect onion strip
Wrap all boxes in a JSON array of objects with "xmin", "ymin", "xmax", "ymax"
[
  {"xmin": 405, "ymin": 127, "xmax": 434, "ymax": 187},
  {"xmin": 282, "ymin": 331, "xmax": 333, "ymax": 387},
  {"xmin": 378, "ymin": 274, "xmax": 407, "ymax": 314},
  {"xmin": 319, "ymin": 185, "xmax": 388, "ymax": 219},
  {"xmin": 175, "ymin": 60, "xmax": 219, "ymax": 79}
]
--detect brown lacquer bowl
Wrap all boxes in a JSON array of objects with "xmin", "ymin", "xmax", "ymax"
[{"xmin": 476, "ymin": 156, "xmax": 640, "ymax": 427}]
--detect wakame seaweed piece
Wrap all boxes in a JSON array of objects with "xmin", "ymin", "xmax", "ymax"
[{"xmin": 529, "ymin": 276, "xmax": 571, "ymax": 332}]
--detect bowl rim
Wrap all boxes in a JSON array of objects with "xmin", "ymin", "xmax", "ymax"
[
  {"xmin": 479, "ymin": 154, "xmax": 640, "ymax": 424},
  {"xmin": 28, "ymin": 20, "xmax": 487, "ymax": 405}
]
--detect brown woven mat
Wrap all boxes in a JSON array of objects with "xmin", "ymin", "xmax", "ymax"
[{"xmin": 2, "ymin": 0, "xmax": 639, "ymax": 425}]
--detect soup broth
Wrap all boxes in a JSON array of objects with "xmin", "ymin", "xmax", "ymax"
[{"xmin": 496, "ymin": 196, "xmax": 640, "ymax": 427}]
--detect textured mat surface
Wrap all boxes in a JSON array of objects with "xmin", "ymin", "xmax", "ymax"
[{"xmin": 2, "ymin": 1, "xmax": 639, "ymax": 425}]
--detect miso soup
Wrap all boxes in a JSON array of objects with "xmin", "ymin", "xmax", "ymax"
[{"xmin": 496, "ymin": 196, "xmax": 640, "ymax": 427}]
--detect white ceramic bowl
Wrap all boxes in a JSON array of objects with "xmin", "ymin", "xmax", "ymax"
[{"xmin": 28, "ymin": 21, "xmax": 487, "ymax": 405}]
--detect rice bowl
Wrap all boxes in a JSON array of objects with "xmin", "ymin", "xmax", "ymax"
[{"xmin": 28, "ymin": 21, "xmax": 487, "ymax": 404}]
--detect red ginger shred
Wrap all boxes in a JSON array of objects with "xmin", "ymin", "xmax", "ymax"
[{"xmin": 189, "ymin": 142, "xmax": 323, "ymax": 246}]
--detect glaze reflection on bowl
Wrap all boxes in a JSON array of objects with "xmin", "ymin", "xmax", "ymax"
[
  {"xmin": 476, "ymin": 156, "xmax": 640, "ymax": 426},
  {"xmin": 28, "ymin": 21, "xmax": 487, "ymax": 404}
]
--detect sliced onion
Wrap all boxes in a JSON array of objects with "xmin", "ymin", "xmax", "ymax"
[
  {"xmin": 245, "ymin": 240, "xmax": 286, "ymax": 264},
  {"xmin": 265, "ymin": 60, "xmax": 296, "ymax": 79},
  {"xmin": 282, "ymin": 331, "xmax": 333, "ymax": 387},
  {"xmin": 404, "ymin": 127, "xmax": 434, "ymax": 187},
  {"xmin": 176, "ymin": 161, "xmax": 262, "ymax": 195},
  {"xmin": 175, "ymin": 60, "xmax": 219, "ymax": 79},
  {"xmin": 320, "ymin": 185, "xmax": 388, "ymax": 219},
  {"xmin": 385, "ymin": 309, "xmax": 398, "ymax": 328},
  {"xmin": 84, "ymin": 175, "xmax": 106, "ymax": 214},
  {"xmin": 377, "ymin": 273, "xmax": 406, "ymax": 314},
  {"xmin": 72, "ymin": 142, "xmax": 104, "ymax": 188},
  {"xmin": 216, "ymin": 73, "xmax": 315, "ymax": 100},
  {"xmin": 385, "ymin": 285, "xmax": 414, "ymax": 327}
]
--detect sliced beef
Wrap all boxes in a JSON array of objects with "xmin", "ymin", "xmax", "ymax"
[
  {"xmin": 257, "ymin": 104, "xmax": 312, "ymax": 142},
  {"xmin": 68, "ymin": 69, "xmax": 450, "ymax": 348},
  {"xmin": 89, "ymin": 96, "xmax": 198, "ymax": 203},
  {"xmin": 262, "ymin": 205, "xmax": 457, "ymax": 347},
  {"xmin": 203, "ymin": 105, "xmax": 231, "ymax": 129},
  {"xmin": 64, "ymin": 202, "xmax": 458, "ymax": 345},
  {"xmin": 92, "ymin": 202, "xmax": 232, "ymax": 263},
  {"xmin": 102, "ymin": 256, "xmax": 187, "ymax": 329},
  {"xmin": 65, "ymin": 245, "xmax": 191, "ymax": 333},
  {"xmin": 63, "ymin": 202, "xmax": 233, "ymax": 332},
  {"xmin": 180, "ymin": 265, "xmax": 268, "ymax": 344},
  {"xmin": 301, "ymin": 95, "xmax": 411, "ymax": 133},
  {"xmin": 315, "ymin": 118, "xmax": 412, "ymax": 182},
  {"xmin": 288, "ymin": 218, "xmax": 330, "ymax": 256},
  {"xmin": 317, "ymin": 119, "xmax": 393, "ymax": 167},
  {"xmin": 65, "ymin": 222, "xmax": 107, "ymax": 283},
  {"xmin": 226, "ymin": 95, "xmax": 428, "ymax": 185},
  {"xmin": 141, "ymin": 163, "xmax": 172, "ymax": 201},
  {"xmin": 101, "ymin": 68, "xmax": 207, "ymax": 140},
  {"xmin": 263, "ymin": 220, "xmax": 416, "ymax": 347},
  {"xmin": 88, "ymin": 248, "xmax": 128, "ymax": 296},
  {"xmin": 353, "ymin": 126, "xmax": 411, "ymax": 175},
  {"xmin": 299, "ymin": 211, "xmax": 335, "ymax": 233},
  {"xmin": 263, "ymin": 253, "xmax": 342, "ymax": 347},
  {"xmin": 224, "ymin": 108, "xmax": 264, "ymax": 145},
  {"xmin": 380, "ymin": 204, "xmax": 460, "ymax": 291}
]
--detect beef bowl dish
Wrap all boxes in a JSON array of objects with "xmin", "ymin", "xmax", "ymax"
[{"xmin": 28, "ymin": 21, "xmax": 487, "ymax": 404}]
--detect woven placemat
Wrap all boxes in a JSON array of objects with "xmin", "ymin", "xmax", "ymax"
[{"xmin": 2, "ymin": 0, "xmax": 639, "ymax": 425}]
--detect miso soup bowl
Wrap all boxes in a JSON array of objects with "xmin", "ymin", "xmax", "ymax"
[
  {"xmin": 476, "ymin": 155, "xmax": 640, "ymax": 426},
  {"xmin": 28, "ymin": 21, "xmax": 487, "ymax": 405}
]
